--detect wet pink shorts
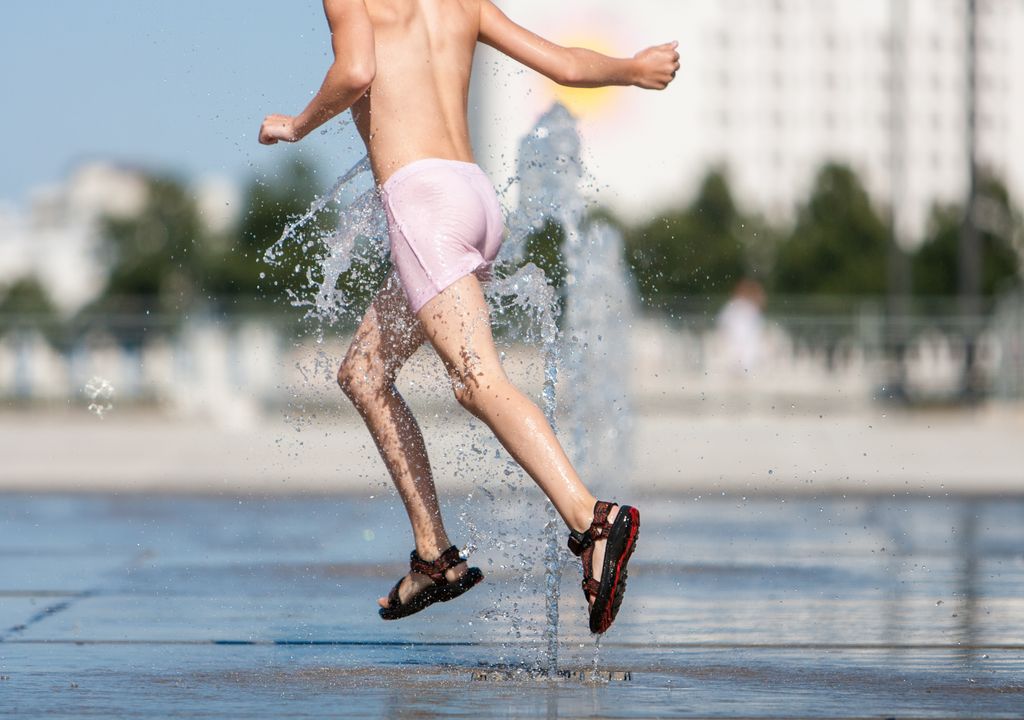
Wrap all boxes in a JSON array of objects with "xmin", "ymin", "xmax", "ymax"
[{"xmin": 380, "ymin": 158, "xmax": 504, "ymax": 315}]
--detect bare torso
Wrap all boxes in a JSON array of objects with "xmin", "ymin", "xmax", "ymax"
[
  {"xmin": 258, "ymin": 1, "xmax": 678, "ymax": 184},
  {"xmin": 353, "ymin": 0, "xmax": 480, "ymax": 185}
]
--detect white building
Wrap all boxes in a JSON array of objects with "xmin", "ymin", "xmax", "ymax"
[
  {"xmin": 0, "ymin": 162, "xmax": 147, "ymax": 314},
  {"xmin": 473, "ymin": 0, "xmax": 1024, "ymax": 247},
  {"xmin": 0, "ymin": 162, "xmax": 239, "ymax": 315}
]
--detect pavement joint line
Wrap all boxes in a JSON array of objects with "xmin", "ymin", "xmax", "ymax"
[
  {"xmin": 0, "ymin": 550, "xmax": 158, "ymax": 642},
  {"xmin": 0, "ymin": 589, "xmax": 97, "ymax": 643},
  {"xmin": 0, "ymin": 590, "xmax": 89, "ymax": 597},
  {"xmin": 3, "ymin": 639, "xmax": 1023, "ymax": 650}
]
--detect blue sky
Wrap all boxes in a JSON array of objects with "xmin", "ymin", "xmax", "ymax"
[{"xmin": 0, "ymin": 1, "xmax": 368, "ymax": 204}]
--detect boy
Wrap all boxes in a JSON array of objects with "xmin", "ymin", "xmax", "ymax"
[{"xmin": 259, "ymin": 0, "xmax": 677, "ymax": 633}]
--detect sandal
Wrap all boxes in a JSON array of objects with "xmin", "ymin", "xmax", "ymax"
[
  {"xmin": 567, "ymin": 500, "xmax": 641, "ymax": 634},
  {"xmin": 378, "ymin": 545, "xmax": 484, "ymax": 621}
]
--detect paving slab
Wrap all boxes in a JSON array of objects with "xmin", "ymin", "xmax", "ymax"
[{"xmin": 1, "ymin": 493, "xmax": 1022, "ymax": 717}]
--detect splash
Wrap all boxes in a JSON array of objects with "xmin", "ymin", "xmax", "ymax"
[
  {"xmin": 562, "ymin": 220, "xmax": 635, "ymax": 489},
  {"xmin": 501, "ymin": 103, "xmax": 585, "ymax": 266},
  {"xmin": 503, "ymin": 104, "xmax": 635, "ymax": 670},
  {"xmin": 263, "ymin": 155, "xmax": 387, "ymax": 330},
  {"xmin": 513, "ymin": 106, "xmax": 634, "ymax": 492},
  {"xmin": 84, "ymin": 377, "xmax": 114, "ymax": 418}
]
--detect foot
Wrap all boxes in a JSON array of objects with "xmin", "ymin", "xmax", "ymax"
[
  {"xmin": 581, "ymin": 505, "xmax": 618, "ymax": 613},
  {"xmin": 377, "ymin": 560, "xmax": 469, "ymax": 608},
  {"xmin": 568, "ymin": 500, "xmax": 640, "ymax": 634}
]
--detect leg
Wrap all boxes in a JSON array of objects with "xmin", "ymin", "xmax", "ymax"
[
  {"xmin": 416, "ymin": 274, "xmax": 618, "ymax": 609},
  {"xmin": 336, "ymin": 274, "xmax": 467, "ymax": 605}
]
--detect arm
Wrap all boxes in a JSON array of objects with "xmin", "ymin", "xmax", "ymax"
[
  {"xmin": 259, "ymin": 0, "xmax": 376, "ymax": 145},
  {"xmin": 478, "ymin": 1, "xmax": 679, "ymax": 90}
]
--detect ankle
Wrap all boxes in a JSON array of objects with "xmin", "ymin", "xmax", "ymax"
[
  {"xmin": 567, "ymin": 498, "xmax": 598, "ymax": 535},
  {"xmin": 567, "ymin": 498, "xmax": 624, "ymax": 535},
  {"xmin": 414, "ymin": 538, "xmax": 452, "ymax": 562}
]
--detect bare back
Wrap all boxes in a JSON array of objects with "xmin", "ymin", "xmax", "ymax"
[
  {"xmin": 353, "ymin": 0, "xmax": 480, "ymax": 185},
  {"xmin": 259, "ymin": 2, "xmax": 678, "ymax": 183}
]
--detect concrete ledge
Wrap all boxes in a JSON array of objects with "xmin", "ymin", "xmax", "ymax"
[{"xmin": 2, "ymin": 403, "xmax": 1022, "ymax": 496}]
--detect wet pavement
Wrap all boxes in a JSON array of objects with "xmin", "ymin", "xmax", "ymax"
[{"xmin": 1, "ymin": 491, "xmax": 1022, "ymax": 718}]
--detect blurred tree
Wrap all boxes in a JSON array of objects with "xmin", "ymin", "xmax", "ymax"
[
  {"xmin": 772, "ymin": 163, "xmax": 891, "ymax": 296},
  {"xmin": 523, "ymin": 218, "xmax": 568, "ymax": 291},
  {"xmin": 0, "ymin": 277, "xmax": 57, "ymax": 317},
  {"xmin": 625, "ymin": 169, "xmax": 770, "ymax": 303},
  {"xmin": 206, "ymin": 156, "xmax": 334, "ymax": 308},
  {"xmin": 0, "ymin": 277, "xmax": 61, "ymax": 345},
  {"xmin": 913, "ymin": 172, "xmax": 1022, "ymax": 297},
  {"xmin": 92, "ymin": 174, "xmax": 207, "ymax": 316},
  {"xmin": 519, "ymin": 207, "xmax": 634, "ymax": 295}
]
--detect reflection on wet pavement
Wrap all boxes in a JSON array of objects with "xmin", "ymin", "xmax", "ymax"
[{"xmin": 1, "ymin": 493, "xmax": 1022, "ymax": 718}]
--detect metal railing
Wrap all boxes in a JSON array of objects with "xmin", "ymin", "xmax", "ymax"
[{"xmin": 1, "ymin": 293, "xmax": 1022, "ymax": 408}]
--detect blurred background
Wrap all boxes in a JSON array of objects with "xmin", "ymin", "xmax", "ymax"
[{"xmin": 1, "ymin": 0, "xmax": 1022, "ymax": 494}]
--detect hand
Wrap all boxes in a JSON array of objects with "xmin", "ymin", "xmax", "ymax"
[
  {"xmin": 632, "ymin": 41, "xmax": 680, "ymax": 90},
  {"xmin": 258, "ymin": 114, "xmax": 300, "ymax": 145}
]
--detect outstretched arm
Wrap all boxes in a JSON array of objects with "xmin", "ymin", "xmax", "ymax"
[
  {"xmin": 259, "ymin": 0, "xmax": 376, "ymax": 145},
  {"xmin": 478, "ymin": 1, "xmax": 679, "ymax": 90}
]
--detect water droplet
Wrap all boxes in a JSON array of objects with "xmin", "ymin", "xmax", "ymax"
[{"xmin": 84, "ymin": 377, "xmax": 115, "ymax": 418}]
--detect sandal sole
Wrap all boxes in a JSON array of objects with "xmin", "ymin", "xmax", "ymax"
[{"xmin": 379, "ymin": 567, "xmax": 484, "ymax": 621}]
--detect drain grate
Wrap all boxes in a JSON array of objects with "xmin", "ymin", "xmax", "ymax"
[{"xmin": 472, "ymin": 668, "xmax": 631, "ymax": 682}]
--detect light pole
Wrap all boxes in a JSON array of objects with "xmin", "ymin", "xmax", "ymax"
[
  {"xmin": 959, "ymin": 0, "xmax": 983, "ymax": 399},
  {"xmin": 886, "ymin": 0, "xmax": 911, "ymax": 403}
]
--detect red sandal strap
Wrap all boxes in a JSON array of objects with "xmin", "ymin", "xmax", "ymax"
[
  {"xmin": 409, "ymin": 545, "xmax": 463, "ymax": 584},
  {"xmin": 590, "ymin": 501, "xmax": 613, "ymax": 540},
  {"xmin": 572, "ymin": 501, "xmax": 620, "ymax": 604},
  {"xmin": 567, "ymin": 500, "xmax": 616, "ymax": 556}
]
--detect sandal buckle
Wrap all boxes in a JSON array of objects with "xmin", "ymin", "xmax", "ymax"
[{"xmin": 567, "ymin": 528, "xmax": 593, "ymax": 556}]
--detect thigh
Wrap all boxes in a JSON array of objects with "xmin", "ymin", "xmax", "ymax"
[
  {"xmin": 415, "ymin": 273, "xmax": 507, "ymax": 392},
  {"xmin": 343, "ymin": 271, "xmax": 426, "ymax": 382}
]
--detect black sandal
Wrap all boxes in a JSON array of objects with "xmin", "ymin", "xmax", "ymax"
[
  {"xmin": 567, "ymin": 500, "xmax": 641, "ymax": 634},
  {"xmin": 378, "ymin": 545, "xmax": 484, "ymax": 621}
]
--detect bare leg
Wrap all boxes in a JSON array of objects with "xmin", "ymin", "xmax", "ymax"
[
  {"xmin": 336, "ymin": 273, "xmax": 467, "ymax": 606},
  {"xmin": 416, "ymin": 274, "xmax": 617, "ymax": 609}
]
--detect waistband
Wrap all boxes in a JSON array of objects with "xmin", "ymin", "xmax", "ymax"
[{"xmin": 380, "ymin": 158, "xmax": 485, "ymax": 194}]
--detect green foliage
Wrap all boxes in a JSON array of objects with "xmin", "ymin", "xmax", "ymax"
[
  {"xmin": 81, "ymin": 155, "xmax": 1021, "ymax": 322},
  {"xmin": 625, "ymin": 169, "xmax": 767, "ymax": 301},
  {"xmin": 0, "ymin": 277, "xmax": 57, "ymax": 318},
  {"xmin": 206, "ymin": 156, "xmax": 332, "ymax": 306},
  {"xmin": 913, "ymin": 173, "xmax": 1022, "ymax": 297},
  {"xmin": 90, "ymin": 155, "xmax": 344, "ymax": 319},
  {"xmin": 522, "ymin": 218, "xmax": 567, "ymax": 291},
  {"xmin": 0, "ymin": 277, "xmax": 61, "ymax": 346},
  {"xmin": 93, "ymin": 174, "xmax": 208, "ymax": 315},
  {"xmin": 772, "ymin": 163, "xmax": 891, "ymax": 296}
]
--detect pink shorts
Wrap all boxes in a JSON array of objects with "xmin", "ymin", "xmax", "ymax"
[{"xmin": 380, "ymin": 158, "xmax": 504, "ymax": 315}]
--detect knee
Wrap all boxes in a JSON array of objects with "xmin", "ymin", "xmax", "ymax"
[
  {"xmin": 452, "ymin": 381, "xmax": 476, "ymax": 414},
  {"xmin": 337, "ymin": 359, "xmax": 382, "ymax": 408},
  {"xmin": 452, "ymin": 373, "xmax": 505, "ymax": 418},
  {"xmin": 336, "ymin": 361, "xmax": 358, "ymax": 399}
]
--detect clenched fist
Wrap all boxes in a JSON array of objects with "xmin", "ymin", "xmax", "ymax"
[
  {"xmin": 259, "ymin": 114, "xmax": 300, "ymax": 145},
  {"xmin": 633, "ymin": 41, "xmax": 680, "ymax": 90}
]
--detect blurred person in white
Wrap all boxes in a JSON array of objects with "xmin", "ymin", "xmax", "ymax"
[
  {"xmin": 717, "ymin": 278, "xmax": 767, "ymax": 377},
  {"xmin": 257, "ymin": 0, "xmax": 678, "ymax": 632}
]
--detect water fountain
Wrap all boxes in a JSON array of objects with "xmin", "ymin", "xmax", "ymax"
[{"xmin": 264, "ymin": 102, "xmax": 634, "ymax": 677}]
